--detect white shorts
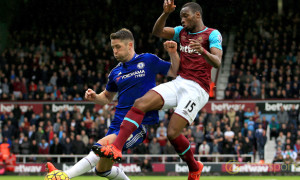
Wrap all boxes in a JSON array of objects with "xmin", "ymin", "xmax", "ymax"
[{"xmin": 152, "ymin": 76, "xmax": 209, "ymax": 125}]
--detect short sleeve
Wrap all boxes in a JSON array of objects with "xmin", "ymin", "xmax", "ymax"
[
  {"xmin": 149, "ymin": 54, "xmax": 171, "ymax": 75},
  {"xmin": 172, "ymin": 26, "xmax": 184, "ymax": 43},
  {"xmin": 105, "ymin": 71, "xmax": 118, "ymax": 92},
  {"xmin": 209, "ymin": 30, "xmax": 222, "ymax": 50}
]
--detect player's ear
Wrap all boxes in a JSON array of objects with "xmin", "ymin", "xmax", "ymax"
[
  {"xmin": 128, "ymin": 41, "xmax": 134, "ymax": 49},
  {"xmin": 195, "ymin": 11, "xmax": 201, "ymax": 19}
]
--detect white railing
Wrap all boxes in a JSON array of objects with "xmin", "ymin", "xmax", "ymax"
[{"xmin": 16, "ymin": 154, "xmax": 254, "ymax": 164}]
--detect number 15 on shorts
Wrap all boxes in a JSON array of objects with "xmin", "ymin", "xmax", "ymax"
[{"xmin": 185, "ymin": 100, "xmax": 196, "ymax": 112}]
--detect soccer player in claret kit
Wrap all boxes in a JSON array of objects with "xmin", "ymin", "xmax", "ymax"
[
  {"xmin": 97, "ymin": 1, "xmax": 223, "ymax": 180},
  {"xmin": 46, "ymin": 28, "xmax": 180, "ymax": 180}
]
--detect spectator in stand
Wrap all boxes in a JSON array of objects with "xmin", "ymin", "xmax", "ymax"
[
  {"xmin": 277, "ymin": 106, "xmax": 289, "ymax": 126},
  {"xmin": 156, "ymin": 122, "xmax": 167, "ymax": 138},
  {"xmin": 282, "ymin": 145, "xmax": 297, "ymax": 162},
  {"xmin": 277, "ymin": 131, "xmax": 286, "ymax": 146},
  {"xmin": 141, "ymin": 159, "xmax": 153, "ymax": 173},
  {"xmin": 288, "ymin": 104, "xmax": 299, "ymax": 127},
  {"xmin": 294, "ymin": 139, "xmax": 300, "ymax": 159},
  {"xmin": 269, "ymin": 116, "xmax": 280, "ymax": 140},
  {"xmin": 261, "ymin": 116, "xmax": 269, "ymax": 130},
  {"xmin": 256, "ymin": 129, "xmax": 267, "ymax": 161},
  {"xmin": 199, "ymin": 140, "xmax": 210, "ymax": 162},
  {"xmin": 149, "ymin": 137, "xmax": 160, "ymax": 155},
  {"xmin": 38, "ymin": 139, "xmax": 49, "ymax": 154},
  {"xmin": 157, "ymin": 129, "xmax": 167, "ymax": 154},
  {"xmin": 20, "ymin": 136, "xmax": 30, "ymax": 155},
  {"xmin": 227, "ymin": 108, "xmax": 236, "ymax": 127},
  {"xmin": 243, "ymin": 107, "xmax": 254, "ymax": 123},
  {"xmin": 207, "ymin": 110, "xmax": 220, "ymax": 128}
]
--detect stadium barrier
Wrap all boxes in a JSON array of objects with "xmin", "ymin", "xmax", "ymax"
[
  {"xmin": 2, "ymin": 154, "xmax": 300, "ymax": 175},
  {"xmin": 15, "ymin": 154, "xmax": 254, "ymax": 164}
]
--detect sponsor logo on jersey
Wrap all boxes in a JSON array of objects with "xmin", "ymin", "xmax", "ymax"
[
  {"xmin": 181, "ymin": 35, "xmax": 186, "ymax": 41},
  {"xmin": 137, "ymin": 62, "xmax": 145, "ymax": 69},
  {"xmin": 180, "ymin": 44, "xmax": 201, "ymax": 55},
  {"xmin": 121, "ymin": 70, "xmax": 145, "ymax": 79}
]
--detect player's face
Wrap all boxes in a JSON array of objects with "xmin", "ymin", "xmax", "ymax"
[
  {"xmin": 180, "ymin": 7, "xmax": 199, "ymax": 32},
  {"xmin": 111, "ymin": 39, "xmax": 131, "ymax": 62}
]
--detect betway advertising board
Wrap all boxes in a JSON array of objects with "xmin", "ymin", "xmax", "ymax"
[
  {"xmin": 0, "ymin": 100, "xmax": 299, "ymax": 114},
  {"xmin": 203, "ymin": 101, "xmax": 299, "ymax": 113}
]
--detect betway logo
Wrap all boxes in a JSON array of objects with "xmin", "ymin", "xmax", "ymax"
[
  {"xmin": 14, "ymin": 165, "xmax": 42, "ymax": 173},
  {"xmin": 265, "ymin": 102, "xmax": 299, "ymax": 112},
  {"xmin": 180, "ymin": 45, "xmax": 201, "ymax": 55},
  {"xmin": 232, "ymin": 164, "xmax": 269, "ymax": 173},
  {"xmin": 211, "ymin": 103, "xmax": 245, "ymax": 111},
  {"xmin": 175, "ymin": 164, "xmax": 211, "ymax": 173},
  {"xmin": 121, "ymin": 70, "xmax": 145, "ymax": 79},
  {"xmin": 0, "ymin": 104, "xmax": 33, "ymax": 113},
  {"xmin": 52, "ymin": 104, "xmax": 85, "ymax": 113},
  {"xmin": 118, "ymin": 164, "xmax": 141, "ymax": 172}
]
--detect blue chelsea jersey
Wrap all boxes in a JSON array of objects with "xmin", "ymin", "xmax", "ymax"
[{"xmin": 106, "ymin": 53, "xmax": 171, "ymax": 126}]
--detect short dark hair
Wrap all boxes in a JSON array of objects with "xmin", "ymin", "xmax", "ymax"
[
  {"xmin": 110, "ymin": 28, "xmax": 134, "ymax": 41},
  {"xmin": 182, "ymin": 2, "xmax": 203, "ymax": 17}
]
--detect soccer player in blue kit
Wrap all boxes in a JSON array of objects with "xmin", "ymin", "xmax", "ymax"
[{"xmin": 46, "ymin": 28, "xmax": 179, "ymax": 180}]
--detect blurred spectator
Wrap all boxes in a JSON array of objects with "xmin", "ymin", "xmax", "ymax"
[
  {"xmin": 149, "ymin": 138, "xmax": 160, "ymax": 155},
  {"xmin": 38, "ymin": 139, "xmax": 49, "ymax": 154},
  {"xmin": 269, "ymin": 116, "xmax": 280, "ymax": 140},
  {"xmin": 199, "ymin": 140, "xmax": 210, "ymax": 155},
  {"xmin": 72, "ymin": 135, "xmax": 86, "ymax": 154},
  {"xmin": 277, "ymin": 106, "xmax": 289, "ymax": 126},
  {"xmin": 141, "ymin": 159, "xmax": 152, "ymax": 173}
]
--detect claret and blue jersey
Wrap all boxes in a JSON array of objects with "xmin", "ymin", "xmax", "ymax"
[{"xmin": 106, "ymin": 53, "xmax": 171, "ymax": 128}]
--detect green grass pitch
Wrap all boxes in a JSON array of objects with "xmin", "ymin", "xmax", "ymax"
[{"xmin": 0, "ymin": 176, "xmax": 299, "ymax": 180}]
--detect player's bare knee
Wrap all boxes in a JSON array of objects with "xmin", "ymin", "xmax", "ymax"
[
  {"xmin": 133, "ymin": 97, "xmax": 148, "ymax": 112},
  {"xmin": 167, "ymin": 128, "xmax": 177, "ymax": 140}
]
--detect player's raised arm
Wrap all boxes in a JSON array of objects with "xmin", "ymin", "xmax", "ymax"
[
  {"xmin": 152, "ymin": 0, "xmax": 176, "ymax": 39},
  {"xmin": 164, "ymin": 40, "xmax": 180, "ymax": 77},
  {"xmin": 85, "ymin": 88, "xmax": 116, "ymax": 105}
]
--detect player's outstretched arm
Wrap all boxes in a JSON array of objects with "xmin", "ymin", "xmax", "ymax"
[
  {"xmin": 85, "ymin": 88, "xmax": 116, "ymax": 105},
  {"xmin": 164, "ymin": 40, "xmax": 180, "ymax": 77},
  {"xmin": 152, "ymin": 0, "xmax": 176, "ymax": 39}
]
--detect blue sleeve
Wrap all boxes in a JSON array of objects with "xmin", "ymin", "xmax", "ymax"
[
  {"xmin": 106, "ymin": 71, "xmax": 118, "ymax": 92},
  {"xmin": 149, "ymin": 54, "xmax": 171, "ymax": 75},
  {"xmin": 209, "ymin": 30, "xmax": 222, "ymax": 50},
  {"xmin": 172, "ymin": 26, "xmax": 183, "ymax": 42}
]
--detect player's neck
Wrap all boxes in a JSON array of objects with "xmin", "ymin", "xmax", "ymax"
[
  {"xmin": 124, "ymin": 51, "xmax": 136, "ymax": 62},
  {"xmin": 192, "ymin": 22, "xmax": 205, "ymax": 33}
]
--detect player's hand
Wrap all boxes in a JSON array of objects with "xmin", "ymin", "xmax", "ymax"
[
  {"xmin": 85, "ymin": 88, "xmax": 97, "ymax": 101},
  {"xmin": 164, "ymin": 40, "xmax": 177, "ymax": 53},
  {"xmin": 189, "ymin": 39, "xmax": 204, "ymax": 54},
  {"xmin": 163, "ymin": 0, "xmax": 176, "ymax": 14}
]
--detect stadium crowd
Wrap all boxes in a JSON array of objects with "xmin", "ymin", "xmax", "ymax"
[
  {"xmin": 225, "ymin": 11, "xmax": 300, "ymax": 99},
  {"xmin": 0, "ymin": 103, "xmax": 299, "ymax": 163},
  {"xmin": 0, "ymin": 0, "xmax": 299, "ymax": 165}
]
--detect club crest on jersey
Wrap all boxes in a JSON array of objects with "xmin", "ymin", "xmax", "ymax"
[
  {"xmin": 116, "ymin": 76, "xmax": 121, "ymax": 83},
  {"xmin": 217, "ymin": 35, "xmax": 222, "ymax": 44},
  {"xmin": 137, "ymin": 62, "xmax": 145, "ymax": 69}
]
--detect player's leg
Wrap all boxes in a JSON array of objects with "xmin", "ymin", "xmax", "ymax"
[
  {"xmin": 167, "ymin": 77, "xmax": 209, "ymax": 180},
  {"xmin": 104, "ymin": 81, "xmax": 177, "ymax": 161},
  {"xmin": 112, "ymin": 90, "xmax": 163, "ymax": 151},
  {"xmin": 95, "ymin": 125, "xmax": 147, "ymax": 180},
  {"xmin": 63, "ymin": 134, "xmax": 116, "ymax": 178}
]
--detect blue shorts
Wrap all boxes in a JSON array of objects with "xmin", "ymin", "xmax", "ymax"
[{"xmin": 106, "ymin": 124, "xmax": 147, "ymax": 151}]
